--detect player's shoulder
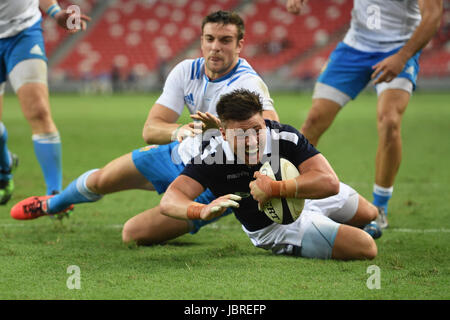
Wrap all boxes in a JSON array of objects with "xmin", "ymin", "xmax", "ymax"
[
  {"xmin": 172, "ymin": 58, "xmax": 205, "ymax": 80},
  {"xmin": 226, "ymin": 58, "xmax": 267, "ymax": 88},
  {"xmin": 266, "ymin": 119, "xmax": 298, "ymax": 134},
  {"xmin": 265, "ymin": 120, "xmax": 306, "ymax": 146}
]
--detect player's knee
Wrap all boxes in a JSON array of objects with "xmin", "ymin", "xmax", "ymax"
[
  {"xmin": 87, "ymin": 169, "xmax": 110, "ymax": 194},
  {"xmin": 359, "ymin": 233, "xmax": 378, "ymax": 260},
  {"xmin": 377, "ymin": 112, "xmax": 401, "ymax": 137},
  {"xmin": 301, "ymin": 120, "xmax": 320, "ymax": 146},
  {"xmin": 367, "ymin": 205, "xmax": 379, "ymax": 222},
  {"xmin": 26, "ymin": 98, "xmax": 52, "ymax": 123},
  {"xmin": 122, "ymin": 219, "xmax": 137, "ymax": 244}
]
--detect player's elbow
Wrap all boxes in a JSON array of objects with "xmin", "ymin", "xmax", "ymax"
[
  {"xmin": 142, "ymin": 125, "xmax": 155, "ymax": 144},
  {"xmin": 159, "ymin": 195, "xmax": 172, "ymax": 217}
]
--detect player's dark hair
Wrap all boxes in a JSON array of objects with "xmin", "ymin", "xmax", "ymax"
[
  {"xmin": 216, "ymin": 89, "xmax": 263, "ymax": 124},
  {"xmin": 202, "ymin": 10, "xmax": 245, "ymax": 41}
]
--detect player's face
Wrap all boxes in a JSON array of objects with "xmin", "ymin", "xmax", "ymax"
[
  {"xmin": 201, "ymin": 22, "xmax": 243, "ymax": 80},
  {"xmin": 222, "ymin": 113, "xmax": 267, "ymax": 166}
]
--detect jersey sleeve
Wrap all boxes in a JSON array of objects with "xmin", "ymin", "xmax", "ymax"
[
  {"xmin": 270, "ymin": 121, "xmax": 320, "ymax": 168},
  {"xmin": 180, "ymin": 162, "xmax": 211, "ymax": 191},
  {"xmin": 155, "ymin": 61, "xmax": 188, "ymax": 115}
]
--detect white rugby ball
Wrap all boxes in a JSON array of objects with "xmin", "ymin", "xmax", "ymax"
[{"xmin": 259, "ymin": 158, "xmax": 304, "ymax": 224}]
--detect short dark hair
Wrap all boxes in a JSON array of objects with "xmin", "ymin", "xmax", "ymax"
[
  {"xmin": 216, "ymin": 89, "xmax": 263, "ymax": 124},
  {"xmin": 201, "ymin": 10, "xmax": 245, "ymax": 41}
]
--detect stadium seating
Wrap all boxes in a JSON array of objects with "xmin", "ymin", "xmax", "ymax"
[
  {"xmin": 53, "ymin": 0, "xmax": 239, "ymax": 79},
  {"xmin": 42, "ymin": 0, "xmax": 96, "ymax": 56},
  {"xmin": 238, "ymin": 0, "xmax": 352, "ymax": 73},
  {"xmin": 289, "ymin": 40, "xmax": 337, "ymax": 80},
  {"xmin": 47, "ymin": 0, "xmax": 449, "ymax": 81}
]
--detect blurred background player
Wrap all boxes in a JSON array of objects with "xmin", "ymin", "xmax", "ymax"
[
  {"xmin": 286, "ymin": 0, "xmax": 443, "ymax": 229},
  {"xmin": 160, "ymin": 89, "xmax": 378, "ymax": 260},
  {"xmin": 0, "ymin": 0, "xmax": 90, "ymax": 203},
  {"xmin": 11, "ymin": 11, "xmax": 279, "ymax": 245}
]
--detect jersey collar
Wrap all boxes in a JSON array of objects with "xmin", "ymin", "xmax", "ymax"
[{"xmin": 204, "ymin": 59, "xmax": 242, "ymax": 83}]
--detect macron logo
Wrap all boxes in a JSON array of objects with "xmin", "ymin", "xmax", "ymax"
[{"xmin": 30, "ymin": 44, "xmax": 44, "ymax": 56}]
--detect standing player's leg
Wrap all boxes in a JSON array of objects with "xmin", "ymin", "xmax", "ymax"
[
  {"xmin": 373, "ymin": 87, "xmax": 410, "ymax": 228},
  {"xmin": 301, "ymin": 43, "xmax": 371, "ymax": 145},
  {"xmin": 0, "ymin": 86, "xmax": 18, "ymax": 204},
  {"xmin": 300, "ymin": 97, "xmax": 342, "ymax": 146},
  {"xmin": 9, "ymin": 54, "xmax": 62, "ymax": 195},
  {"xmin": 371, "ymin": 49, "xmax": 419, "ymax": 229}
]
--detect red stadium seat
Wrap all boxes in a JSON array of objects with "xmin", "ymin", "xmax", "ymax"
[{"xmin": 53, "ymin": 0, "xmax": 239, "ymax": 78}]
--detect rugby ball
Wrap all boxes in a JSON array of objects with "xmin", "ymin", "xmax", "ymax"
[{"xmin": 259, "ymin": 158, "xmax": 304, "ymax": 224}]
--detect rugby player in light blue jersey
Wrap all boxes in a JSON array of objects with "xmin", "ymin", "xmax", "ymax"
[
  {"xmin": 12, "ymin": 11, "xmax": 279, "ymax": 245},
  {"xmin": 287, "ymin": 0, "xmax": 443, "ymax": 231},
  {"xmin": 0, "ymin": 0, "xmax": 89, "ymax": 203}
]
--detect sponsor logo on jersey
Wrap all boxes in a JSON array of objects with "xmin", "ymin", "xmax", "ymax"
[{"xmin": 226, "ymin": 171, "xmax": 250, "ymax": 180}]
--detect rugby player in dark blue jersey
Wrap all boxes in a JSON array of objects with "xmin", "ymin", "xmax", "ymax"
[{"xmin": 160, "ymin": 89, "xmax": 379, "ymax": 260}]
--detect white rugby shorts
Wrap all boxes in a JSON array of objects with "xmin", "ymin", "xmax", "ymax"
[{"xmin": 242, "ymin": 182, "xmax": 359, "ymax": 259}]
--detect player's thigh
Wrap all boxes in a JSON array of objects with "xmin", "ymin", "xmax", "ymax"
[
  {"xmin": 299, "ymin": 213, "xmax": 340, "ymax": 259},
  {"xmin": 122, "ymin": 206, "xmax": 190, "ymax": 245},
  {"xmin": 332, "ymin": 224, "xmax": 377, "ymax": 260},
  {"xmin": 15, "ymin": 81, "xmax": 56, "ymax": 133},
  {"xmin": 91, "ymin": 152, "xmax": 155, "ymax": 193},
  {"xmin": 11, "ymin": 60, "xmax": 50, "ymax": 122},
  {"xmin": 301, "ymin": 98, "xmax": 341, "ymax": 142},
  {"xmin": 345, "ymin": 195, "xmax": 378, "ymax": 227}
]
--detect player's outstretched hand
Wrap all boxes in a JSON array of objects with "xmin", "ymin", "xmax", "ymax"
[
  {"xmin": 54, "ymin": 8, "xmax": 91, "ymax": 33},
  {"xmin": 286, "ymin": 0, "xmax": 309, "ymax": 15},
  {"xmin": 371, "ymin": 52, "xmax": 408, "ymax": 85},
  {"xmin": 201, "ymin": 194, "xmax": 241, "ymax": 220},
  {"xmin": 250, "ymin": 171, "xmax": 274, "ymax": 210},
  {"xmin": 190, "ymin": 111, "xmax": 222, "ymax": 131}
]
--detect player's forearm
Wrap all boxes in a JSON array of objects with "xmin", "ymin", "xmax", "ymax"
[
  {"xmin": 142, "ymin": 121, "xmax": 181, "ymax": 144},
  {"xmin": 397, "ymin": 1, "xmax": 443, "ymax": 61},
  {"xmin": 269, "ymin": 171, "xmax": 339, "ymax": 200},
  {"xmin": 160, "ymin": 190, "xmax": 200, "ymax": 220}
]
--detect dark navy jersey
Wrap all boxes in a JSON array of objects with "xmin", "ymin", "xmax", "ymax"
[{"xmin": 181, "ymin": 120, "xmax": 320, "ymax": 231}]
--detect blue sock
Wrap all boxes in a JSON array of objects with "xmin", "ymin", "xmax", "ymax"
[
  {"xmin": 32, "ymin": 132, "xmax": 63, "ymax": 194},
  {"xmin": 372, "ymin": 184, "xmax": 393, "ymax": 215},
  {"xmin": 47, "ymin": 169, "xmax": 103, "ymax": 214},
  {"xmin": 0, "ymin": 122, "xmax": 12, "ymax": 180}
]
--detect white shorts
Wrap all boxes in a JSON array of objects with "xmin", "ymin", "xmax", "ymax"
[
  {"xmin": 242, "ymin": 182, "xmax": 359, "ymax": 259},
  {"xmin": 8, "ymin": 59, "xmax": 48, "ymax": 93}
]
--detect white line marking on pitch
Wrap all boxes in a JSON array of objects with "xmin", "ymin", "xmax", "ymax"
[
  {"xmin": 390, "ymin": 228, "xmax": 450, "ymax": 233},
  {"xmin": 1, "ymin": 224, "xmax": 449, "ymax": 234}
]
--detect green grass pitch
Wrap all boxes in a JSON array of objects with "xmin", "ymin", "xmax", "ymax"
[{"xmin": 0, "ymin": 91, "xmax": 449, "ymax": 300}]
